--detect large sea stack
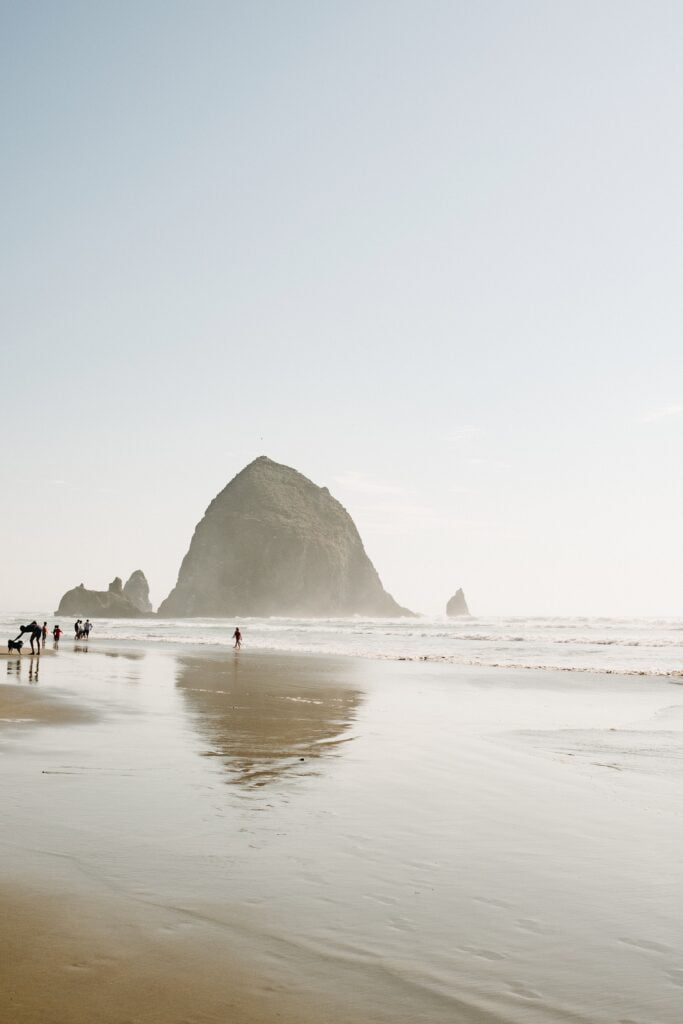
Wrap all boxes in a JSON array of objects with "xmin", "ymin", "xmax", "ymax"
[{"xmin": 158, "ymin": 456, "xmax": 412, "ymax": 618}]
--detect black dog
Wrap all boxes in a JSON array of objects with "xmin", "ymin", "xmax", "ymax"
[{"xmin": 8, "ymin": 639, "xmax": 23, "ymax": 653}]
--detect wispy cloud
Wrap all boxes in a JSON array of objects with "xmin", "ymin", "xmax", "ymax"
[
  {"xmin": 640, "ymin": 403, "xmax": 683, "ymax": 423},
  {"xmin": 449, "ymin": 485, "xmax": 477, "ymax": 495},
  {"xmin": 357, "ymin": 501, "xmax": 435, "ymax": 518},
  {"xmin": 442, "ymin": 426, "xmax": 482, "ymax": 443},
  {"xmin": 356, "ymin": 500, "xmax": 519, "ymax": 538},
  {"xmin": 466, "ymin": 457, "xmax": 512, "ymax": 470},
  {"xmin": 334, "ymin": 472, "xmax": 406, "ymax": 496}
]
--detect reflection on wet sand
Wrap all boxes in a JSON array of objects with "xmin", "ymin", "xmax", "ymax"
[
  {"xmin": 5, "ymin": 656, "xmax": 40, "ymax": 683},
  {"xmin": 176, "ymin": 653, "xmax": 362, "ymax": 787}
]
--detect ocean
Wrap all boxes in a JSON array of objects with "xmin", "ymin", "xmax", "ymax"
[{"xmin": 4, "ymin": 613, "xmax": 682, "ymax": 677}]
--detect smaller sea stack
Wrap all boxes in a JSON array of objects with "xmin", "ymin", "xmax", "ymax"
[
  {"xmin": 446, "ymin": 589, "xmax": 470, "ymax": 617},
  {"xmin": 56, "ymin": 571, "xmax": 153, "ymax": 618}
]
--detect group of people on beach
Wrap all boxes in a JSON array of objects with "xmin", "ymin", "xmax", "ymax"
[
  {"xmin": 11, "ymin": 618, "xmax": 93, "ymax": 654},
  {"xmin": 13, "ymin": 620, "xmax": 62, "ymax": 654},
  {"xmin": 12, "ymin": 619, "xmax": 238, "ymax": 655}
]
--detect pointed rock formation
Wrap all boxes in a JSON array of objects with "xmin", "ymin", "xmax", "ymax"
[
  {"xmin": 158, "ymin": 456, "xmax": 413, "ymax": 618},
  {"xmin": 123, "ymin": 570, "xmax": 153, "ymax": 613},
  {"xmin": 446, "ymin": 588, "xmax": 470, "ymax": 616},
  {"xmin": 55, "ymin": 577, "xmax": 149, "ymax": 618}
]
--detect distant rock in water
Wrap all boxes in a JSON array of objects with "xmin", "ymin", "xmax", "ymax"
[
  {"xmin": 55, "ymin": 573, "xmax": 152, "ymax": 618},
  {"xmin": 446, "ymin": 588, "xmax": 470, "ymax": 616},
  {"xmin": 123, "ymin": 570, "xmax": 152, "ymax": 613},
  {"xmin": 158, "ymin": 456, "xmax": 413, "ymax": 618}
]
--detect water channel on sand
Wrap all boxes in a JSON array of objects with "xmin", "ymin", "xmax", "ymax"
[{"xmin": 1, "ymin": 642, "xmax": 681, "ymax": 1023}]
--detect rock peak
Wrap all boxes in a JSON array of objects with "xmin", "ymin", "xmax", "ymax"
[
  {"xmin": 159, "ymin": 458, "xmax": 413, "ymax": 618},
  {"xmin": 446, "ymin": 588, "xmax": 470, "ymax": 617},
  {"xmin": 123, "ymin": 570, "xmax": 152, "ymax": 613},
  {"xmin": 56, "ymin": 574, "xmax": 152, "ymax": 618},
  {"xmin": 108, "ymin": 577, "xmax": 123, "ymax": 596}
]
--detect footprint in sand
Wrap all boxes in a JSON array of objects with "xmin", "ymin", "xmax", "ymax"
[
  {"xmin": 63, "ymin": 955, "xmax": 116, "ymax": 973},
  {"xmin": 460, "ymin": 946, "xmax": 506, "ymax": 961},
  {"xmin": 473, "ymin": 896, "xmax": 513, "ymax": 910},
  {"xmin": 508, "ymin": 981, "xmax": 542, "ymax": 1000},
  {"xmin": 515, "ymin": 918, "xmax": 544, "ymax": 934},
  {"xmin": 386, "ymin": 915, "xmax": 411, "ymax": 932},
  {"xmin": 618, "ymin": 936, "xmax": 673, "ymax": 955},
  {"xmin": 363, "ymin": 893, "xmax": 395, "ymax": 906}
]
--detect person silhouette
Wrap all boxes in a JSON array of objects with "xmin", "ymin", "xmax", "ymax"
[
  {"xmin": 15, "ymin": 621, "xmax": 43, "ymax": 655},
  {"xmin": 232, "ymin": 627, "xmax": 242, "ymax": 650}
]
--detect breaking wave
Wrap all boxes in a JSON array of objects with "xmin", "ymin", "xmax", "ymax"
[{"xmin": 4, "ymin": 612, "xmax": 681, "ymax": 679}]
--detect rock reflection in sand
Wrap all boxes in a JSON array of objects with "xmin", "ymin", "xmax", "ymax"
[{"xmin": 175, "ymin": 653, "xmax": 361, "ymax": 787}]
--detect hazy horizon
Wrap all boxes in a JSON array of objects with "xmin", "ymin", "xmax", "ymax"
[{"xmin": 2, "ymin": 1, "xmax": 682, "ymax": 618}]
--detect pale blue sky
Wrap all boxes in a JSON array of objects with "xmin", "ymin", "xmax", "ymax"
[{"xmin": 1, "ymin": 0, "xmax": 682, "ymax": 615}]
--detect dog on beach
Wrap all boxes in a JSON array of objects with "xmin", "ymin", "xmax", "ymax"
[{"xmin": 7, "ymin": 639, "xmax": 23, "ymax": 653}]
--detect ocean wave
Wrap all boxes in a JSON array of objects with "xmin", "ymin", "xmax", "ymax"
[
  {"xmin": 387, "ymin": 655, "xmax": 683, "ymax": 678},
  {"xmin": 2, "ymin": 612, "xmax": 682, "ymax": 679}
]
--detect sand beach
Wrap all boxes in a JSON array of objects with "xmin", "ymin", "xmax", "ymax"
[{"xmin": 1, "ymin": 640, "xmax": 682, "ymax": 1023}]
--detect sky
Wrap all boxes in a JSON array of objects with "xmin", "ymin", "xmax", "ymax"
[{"xmin": 1, "ymin": 0, "xmax": 682, "ymax": 617}]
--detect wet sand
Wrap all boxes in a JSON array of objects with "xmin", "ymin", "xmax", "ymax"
[
  {"xmin": 0, "ymin": 647, "xmax": 56, "ymax": 659},
  {"xmin": 1, "ymin": 642, "xmax": 682, "ymax": 1023}
]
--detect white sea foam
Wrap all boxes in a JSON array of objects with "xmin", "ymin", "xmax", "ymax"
[{"xmin": 3, "ymin": 612, "xmax": 682, "ymax": 678}]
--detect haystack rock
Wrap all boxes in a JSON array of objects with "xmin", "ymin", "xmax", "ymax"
[
  {"xmin": 158, "ymin": 456, "xmax": 413, "ymax": 618},
  {"xmin": 446, "ymin": 588, "xmax": 470, "ymax": 616},
  {"xmin": 123, "ymin": 570, "xmax": 153, "ymax": 613},
  {"xmin": 55, "ymin": 575, "xmax": 150, "ymax": 618}
]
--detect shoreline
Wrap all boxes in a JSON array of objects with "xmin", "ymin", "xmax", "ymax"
[
  {"xmin": 10, "ymin": 629, "xmax": 683, "ymax": 680},
  {"xmin": 3, "ymin": 612, "xmax": 682, "ymax": 679}
]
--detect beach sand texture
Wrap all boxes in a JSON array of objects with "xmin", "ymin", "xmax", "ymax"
[{"xmin": 1, "ymin": 643, "xmax": 681, "ymax": 1023}]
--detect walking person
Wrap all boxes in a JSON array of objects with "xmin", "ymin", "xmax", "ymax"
[
  {"xmin": 53, "ymin": 625, "xmax": 62, "ymax": 645},
  {"xmin": 232, "ymin": 626, "xmax": 242, "ymax": 650},
  {"xmin": 41, "ymin": 622, "xmax": 48, "ymax": 647},
  {"xmin": 83, "ymin": 619, "xmax": 92, "ymax": 639},
  {"xmin": 74, "ymin": 620, "xmax": 81, "ymax": 639}
]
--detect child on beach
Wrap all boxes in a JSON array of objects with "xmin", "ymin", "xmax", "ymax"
[
  {"xmin": 233, "ymin": 627, "xmax": 242, "ymax": 650},
  {"xmin": 41, "ymin": 622, "xmax": 48, "ymax": 645},
  {"xmin": 53, "ymin": 625, "xmax": 62, "ymax": 644}
]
